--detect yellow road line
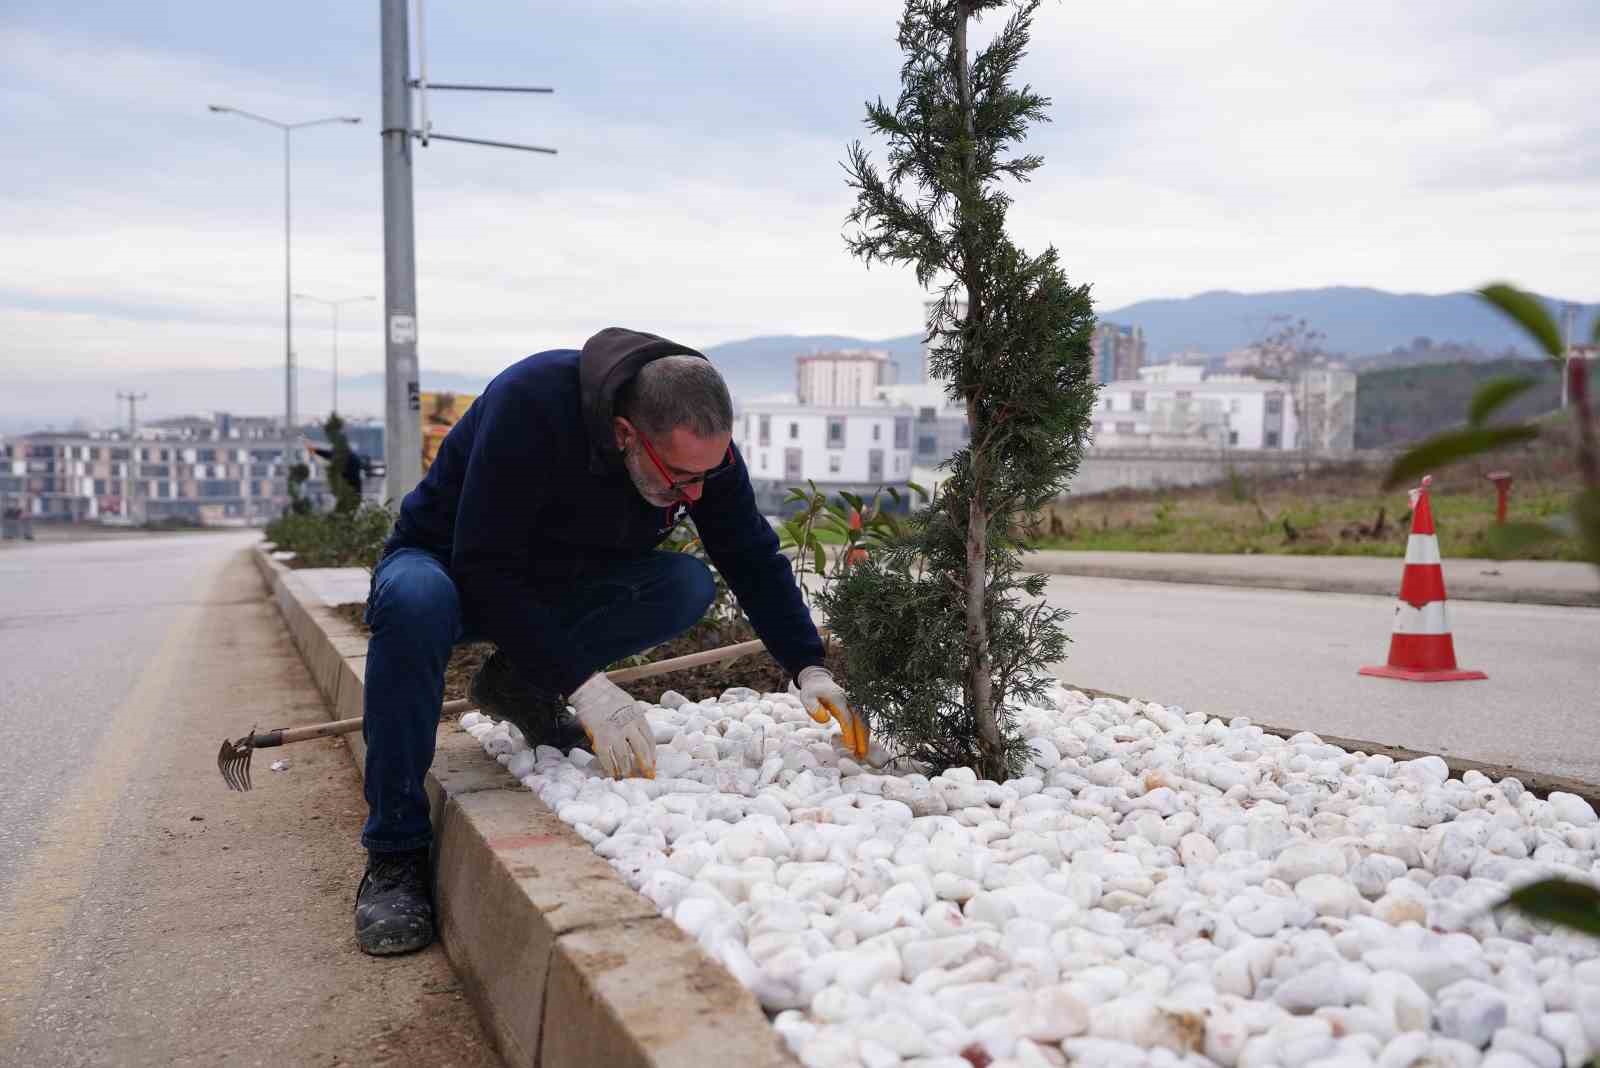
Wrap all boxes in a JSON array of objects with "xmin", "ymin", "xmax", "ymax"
[{"xmin": 0, "ymin": 564, "xmax": 214, "ymax": 1047}]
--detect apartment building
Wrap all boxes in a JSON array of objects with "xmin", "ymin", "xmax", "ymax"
[
  {"xmin": 1096, "ymin": 365, "xmax": 1301, "ymax": 450},
  {"xmin": 0, "ymin": 412, "xmax": 379, "ymax": 525},
  {"xmin": 738, "ymin": 404, "xmax": 915, "ymax": 514},
  {"xmin": 1092, "ymin": 321, "xmax": 1147, "ymax": 384},
  {"xmin": 797, "ymin": 350, "xmax": 895, "ymax": 406}
]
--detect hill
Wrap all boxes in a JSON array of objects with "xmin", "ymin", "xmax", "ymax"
[
  {"xmin": 1098, "ymin": 286, "xmax": 1597, "ymax": 360},
  {"xmin": 1354, "ymin": 358, "xmax": 1565, "ymax": 449},
  {"xmin": 701, "ymin": 333, "xmax": 927, "ymax": 397}
]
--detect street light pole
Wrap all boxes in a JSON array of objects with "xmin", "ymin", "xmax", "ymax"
[
  {"xmin": 294, "ymin": 293, "xmax": 375, "ymax": 416},
  {"xmin": 116, "ymin": 390, "xmax": 147, "ymax": 524},
  {"xmin": 208, "ymin": 106, "xmax": 360, "ymax": 437}
]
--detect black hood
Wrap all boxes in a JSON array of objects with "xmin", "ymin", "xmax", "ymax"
[{"xmin": 579, "ymin": 327, "xmax": 708, "ymax": 471}]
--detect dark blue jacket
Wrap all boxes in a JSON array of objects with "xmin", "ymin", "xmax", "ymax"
[{"xmin": 391, "ymin": 329, "xmax": 823, "ymax": 695}]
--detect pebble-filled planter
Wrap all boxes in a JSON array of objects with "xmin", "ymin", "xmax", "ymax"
[{"xmin": 460, "ymin": 684, "xmax": 1600, "ymax": 1068}]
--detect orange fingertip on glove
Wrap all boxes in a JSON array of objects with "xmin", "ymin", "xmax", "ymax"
[{"xmin": 819, "ymin": 697, "xmax": 869, "ymax": 759}]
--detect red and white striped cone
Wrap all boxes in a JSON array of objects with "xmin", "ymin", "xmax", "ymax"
[{"xmin": 1359, "ymin": 475, "xmax": 1487, "ymax": 683}]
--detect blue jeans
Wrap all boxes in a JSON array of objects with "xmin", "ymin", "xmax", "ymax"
[{"xmin": 360, "ymin": 547, "xmax": 715, "ymax": 852}]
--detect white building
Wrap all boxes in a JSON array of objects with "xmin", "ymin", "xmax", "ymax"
[
  {"xmin": 797, "ymin": 350, "xmax": 894, "ymax": 406},
  {"xmin": 0, "ymin": 414, "xmax": 328, "ymax": 525},
  {"xmin": 1096, "ymin": 365, "xmax": 1300, "ymax": 450},
  {"xmin": 738, "ymin": 404, "xmax": 915, "ymax": 513},
  {"xmin": 1294, "ymin": 368, "xmax": 1358, "ymax": 452}
]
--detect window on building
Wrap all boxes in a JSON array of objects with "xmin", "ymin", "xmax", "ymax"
[
  {"xmin": 827, "ymin": 418, "xmax": 845, "ymax": 447},
  {"xmin": 828, "ymin": 454, "xmax": 842, "ymax": 474},
  {"xmin": 918, "ymin": 407, "xmax": 936, "ymax": 421},
  {"xmin": 873, "ymin": 424, "xmax": 881, "ymax": 442},
  {"xmin": 1229, "ymin": 399, "xmax": 1242, "ymax": 414},
  {"xmin": 1265, "ymin": 430, "xmax": 1280, "ymax": 448},
  {"xmin": 1131, "ymin": 392, "xmax": 1146, "ymax": 412},
  {"xmin": 789, "ymin": 422, "xmax": 799, "ymax": 440},
  {"xmin": 1266, "ymin": 395, "xmax": 1283, "ymax": 415},
  {"xmin": 759, "ymin": 453, "xmax": 768, "ymax": 471},
  {"xmin": 1229, "ymin": 430, "xmax": 1239, "ymax": 446},
  {"xmin": 917, "ymin": 435, "xmax": 937, "ymax": 454},
  {"xmin": 759, "ymin": 415, "xmax": 771, "ymax": 446},
  {"xmin": 894, "ymin": 417, "xmax": 910, "ymax": 448}
]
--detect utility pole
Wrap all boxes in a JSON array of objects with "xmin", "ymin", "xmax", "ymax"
[
  {"xmin": 295, "ymin": 292, "xmax": 375, "ymax": 416},
  {"xmin": 117, "ymin": 391, "xmax": 147, "ymax": 524},
  {"xmin": 381, "ymin": 0, "xmax": 422, "ymax": 504},
  {"xmin": 378, "ymin": 0, "xmax": 556, "ymax": 505}
]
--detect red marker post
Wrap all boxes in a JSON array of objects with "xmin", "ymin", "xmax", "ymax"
[{"xmin": 1485, "ymin": 471, "xmax": 1513, "ymax": 525}]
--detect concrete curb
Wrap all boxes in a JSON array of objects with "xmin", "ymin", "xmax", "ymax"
[
  {"xmin": 250, "ymin": 546, "xmax": 798, "ymax": 1068},
  {"xmin": 1026, "ymin": 554, "xmax": 1600, "ymax": 608}
]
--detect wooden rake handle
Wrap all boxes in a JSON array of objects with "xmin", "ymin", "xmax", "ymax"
[{"xmin": 253, "ymin": 636, "xmax": 772, "ymax": 746}]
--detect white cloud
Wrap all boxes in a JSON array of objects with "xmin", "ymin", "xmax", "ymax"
[{"xmin": 2, "ymin": 0, "xmax": 1598, "ymax": 404}]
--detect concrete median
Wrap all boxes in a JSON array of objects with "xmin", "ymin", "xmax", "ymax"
[{"xmin": 251, "ymin": 545, "xmax": 798, "ymax": 1068}]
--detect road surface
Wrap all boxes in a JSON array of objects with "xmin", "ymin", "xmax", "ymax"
[
  {"xmin": 0, "ymin": 532, "xmax": 498, "ymax": 1066},
  {"xmin": 1044, "ymin": 574, "xmax": 1600, "ymax": 790}
]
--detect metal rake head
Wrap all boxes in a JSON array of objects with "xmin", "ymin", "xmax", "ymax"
[{"xmin": 218, "ymin": 729, "xmax": 257, "ymax": 791}]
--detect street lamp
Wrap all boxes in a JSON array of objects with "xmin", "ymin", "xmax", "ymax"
[
  {"xmin": 208, "ymin": 105, "xmax": 360, "ymax": 438},
  {"xmin": 294, "ymin": 293, "xmax": 375, "ymax": 416}
]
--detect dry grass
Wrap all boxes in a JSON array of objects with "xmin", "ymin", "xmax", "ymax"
[{"xmin": 1034, "ymin": 428, "xmax": 1585, "ymax": 560}]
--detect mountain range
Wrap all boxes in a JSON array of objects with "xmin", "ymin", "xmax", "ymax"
[{"xmin": 5, "ymin": 286, "xmax": 1593, "ymax": 434}]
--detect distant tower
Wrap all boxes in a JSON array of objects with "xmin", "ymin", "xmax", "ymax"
[{"xmin": 1091, "ymin": 323, "xmax": 1146, "ymax": 384}]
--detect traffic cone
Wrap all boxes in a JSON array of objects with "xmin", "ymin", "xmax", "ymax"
[{"xmin": 1359, "ymin": 475, "xmax": 1487, "ymax": 683}]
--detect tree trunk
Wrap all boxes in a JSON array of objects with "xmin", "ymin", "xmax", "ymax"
[{"xmin": 953, "ymin": 3, "xmax": 1002, "ymax": 780}]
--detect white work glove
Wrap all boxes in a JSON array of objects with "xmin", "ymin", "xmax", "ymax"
[
  {"xmin": 792, "ymin": 665, "xmax": 868, "ymax": 759},
  {"xmin": 569, "ymin": 673, "xmax": 656, "ymax": 779}
]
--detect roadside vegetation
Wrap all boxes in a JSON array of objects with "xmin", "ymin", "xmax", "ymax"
[
  {"xmin": 263, "ymin": 414, "xmax": 394, "ymax": 569},
  {"xmin": 1031, "ymin": 424, "xmax": 1585, "ymax": 561}
]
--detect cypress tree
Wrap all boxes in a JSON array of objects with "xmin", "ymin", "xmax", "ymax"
[{"xmin": 823, "ymin": 0, "xmax": 1098, "ymax": 780}]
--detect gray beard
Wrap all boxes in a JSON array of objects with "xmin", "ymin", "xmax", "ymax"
[{"xmin": 622, "ymin": 445, "xmax": 678, "ymax": 508}]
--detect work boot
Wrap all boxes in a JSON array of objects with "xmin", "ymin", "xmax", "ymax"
[
  {"xmin": 355, "ymin": 847, "xmax": 435, "ymax": 956},
  {"xmin": 469, "ymin": 650, "xmax": 592, "ymax": 754}
]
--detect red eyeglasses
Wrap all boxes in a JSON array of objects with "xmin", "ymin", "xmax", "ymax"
[{"xmin": 631, "ymin": 428, "xmax": 736, "ymax": 496}]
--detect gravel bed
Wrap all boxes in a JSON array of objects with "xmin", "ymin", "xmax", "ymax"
[{"xmin": 460, "ymin": 684, "xmax": 1600, "ymax": 1068}]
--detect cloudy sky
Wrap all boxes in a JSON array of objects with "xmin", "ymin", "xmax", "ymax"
[{"xmin": 3, "ymin": 0, "xmax": 1597, "ymax": 393}]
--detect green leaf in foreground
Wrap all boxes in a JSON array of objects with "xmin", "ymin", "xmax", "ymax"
[
  {"xmin": 1498, "ymin": 877, "xmax": 1600, "ymax": 937},
  {"xmin": 1382, "ymin": 424, "xmax": 1541, "ymax": 490},
  {"xmin": 1479, "ymin": 283, "xmax": 1566, "ymax": 358},
  {"xmin": 1468, "ymin": 376, "xmax": 1538, "ymax": 426}
]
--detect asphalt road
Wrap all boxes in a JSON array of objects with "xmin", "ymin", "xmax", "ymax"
[
  {"xmin": 0, "ymin": 533, "xmax": 499, "ymax": 1066},
  {"xmin": 1044, "ymin": 574, "xmax": 1600, "ymax": 790}
]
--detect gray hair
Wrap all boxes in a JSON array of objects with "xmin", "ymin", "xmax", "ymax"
[{"xmin": 619, "ymin": 354, "xmax": 734, "ymax": 438}]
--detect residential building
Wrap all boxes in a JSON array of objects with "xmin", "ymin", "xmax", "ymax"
[
  {"xmin": 1096, "ymin": 365, "xmax": 1301, "ymax": 450},
  {"xmin": 796, "ymin": 350, "xmax": 895, "ymax": 406},
  {"xmin": 1092, "ymin": 321, "xmax": 1147, "ymax": 384},
  {"xmin": 872, "ymin": 382, "xmax": 969, "ymax": 469},
  {"xmin": 0, "ymin": 412, "xmax": 347, "ymax": 526},
  {"xmin": 1293, "ymin": 368, "xmax": 1358, "ymax": 452},
  {"xmin": 738, "ymin": 404, "xmax": 915, "ymax": 514}
]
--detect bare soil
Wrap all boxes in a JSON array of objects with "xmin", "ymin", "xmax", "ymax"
[{"xmin": 331, "ymin": 603, "xmax": 844, "ymax": 707}]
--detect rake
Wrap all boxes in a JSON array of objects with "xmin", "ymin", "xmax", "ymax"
[{"xmin": 218, "ymin": 636, "xmax": 769, "ymax": 790}]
